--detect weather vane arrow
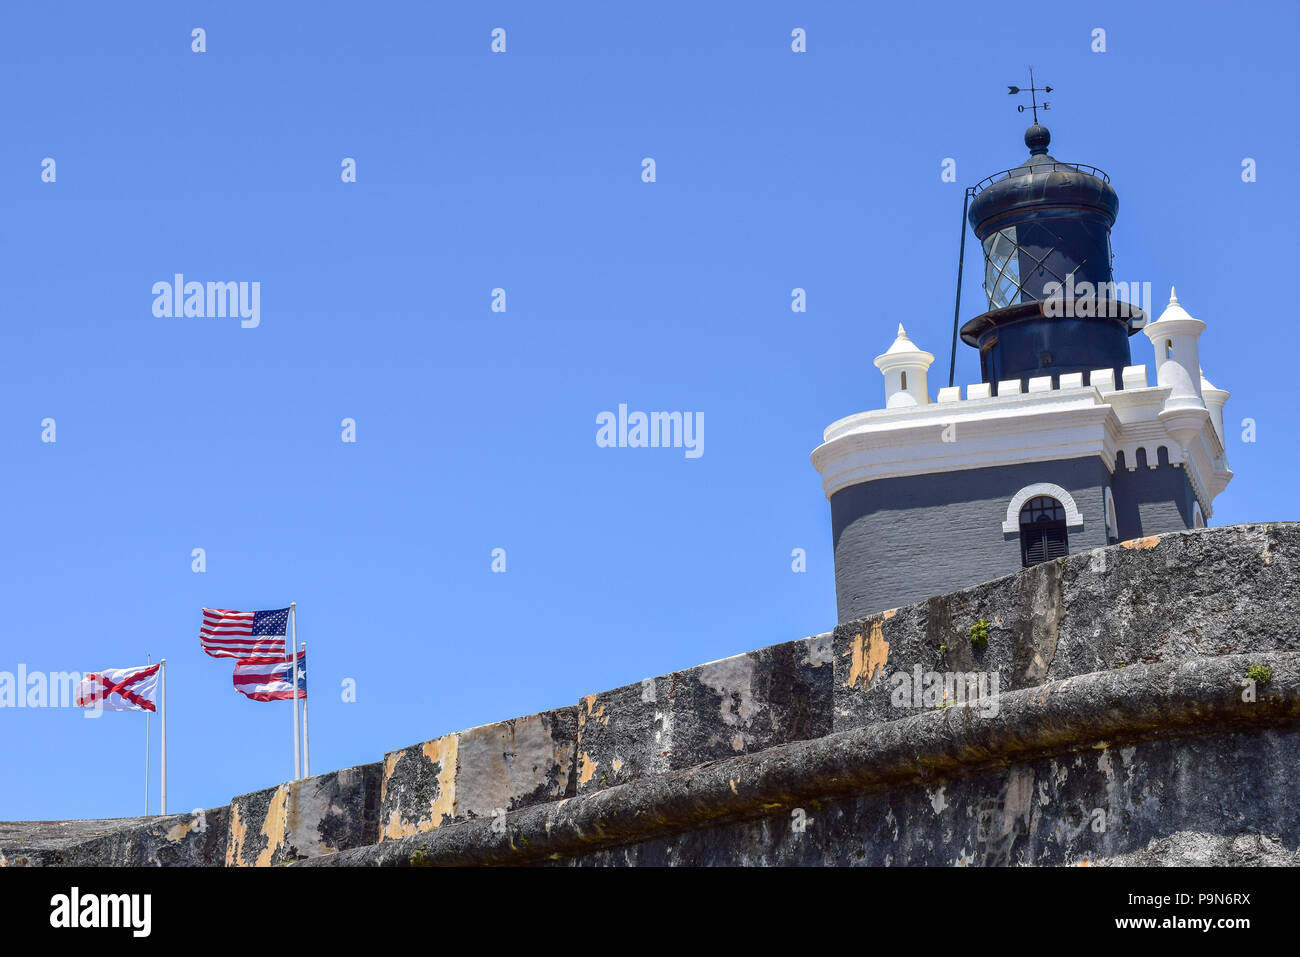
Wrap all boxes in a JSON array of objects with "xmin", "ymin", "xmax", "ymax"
[{"xmin": 1008, "ymin": 67, "xmax": 1052, "ymax": 124}]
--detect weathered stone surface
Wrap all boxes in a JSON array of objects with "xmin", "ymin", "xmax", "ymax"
[
  {"xmin": 558, "ymin": 727, "xmax": 1300, "ymax": 866},
  {"xmin": 1092, "ymin": 831, "xmax": 1300, "ymax": 867},
  {"xmin": 302, "ymin": 650, "xmax": 1300, "ymax": 866},
  {"xmin": 1055, "ymin": 523, "xmax": 1300, "ymax": 673},
  {"xmin": 0, "ymin": 818, "xmax": 154, "ymax": 867},
  {"xmin": 833, "ymin": 560, "xmax": 1064, "ymax": 730},
  {"xmin": 226, "ymin": 763, "xmax": 380, "ymax": 866},
  {"xmin": 60, "ymin": 808, "xmax": 230, "ymax": 867},
  {"xmin": 832, "ymin": 523, "xmax": 1300, "ymax": 732},
  {"xmin": 575, "ymin": 634, "xmax": 833, "ymax": 794},
  {"xmin": 378, "ymin": 707, "xmax": 577, "ymax": 841}
]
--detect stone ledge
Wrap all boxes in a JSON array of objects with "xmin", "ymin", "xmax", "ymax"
[
  {"xmin": 553, "ymin": 727, "xmax": 1300, "ymax": 865},
  {"xmin": 378, "ymin": 707, "xmax": 578, "ymax": 841},
  {"xmin": 833, "ymin": 522, "xmax": 1300, "ymax": 731},
  {"xmin": 0, "ymin": 818, "xmax": 156, "ymax": 867},
  {"xmin": 300, "ymin": 651, "xmax": 1300, "ymax": 866},
  {"xmin": 57, "ymin": 809, "xmax": 230, "ymax": 867},
  {"xmin": 575, "ymin": 634, "xmax": 832, "ymax": 795},
  {"xmin": 227, "ymin": 764, "xmax": 381, "ymax": 867}
]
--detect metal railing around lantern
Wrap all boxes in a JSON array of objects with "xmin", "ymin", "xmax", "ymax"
[{"xmin": 972, "ymin": 162, "xmax": 1110, "ymax": 194}]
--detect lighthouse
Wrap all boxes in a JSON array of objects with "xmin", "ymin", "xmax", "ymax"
[
  {"xmin": 962, "ymin": 121, "xmax": 1144, "ymax": 388},
  {"xmin": 812, "ymin": 110, "xmax": 1233, "ymax": 623}
]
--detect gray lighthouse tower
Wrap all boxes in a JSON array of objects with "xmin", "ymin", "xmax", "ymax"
[{"xmin": 812, "ymin": 119, "xmax": 1233, "ymax": 622}]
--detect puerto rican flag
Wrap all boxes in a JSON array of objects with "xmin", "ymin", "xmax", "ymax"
[
  {"xmin": 233, "ymin": 651, "xmax": 306, "ymax": 702},
  {"xmin": 75, "ymin": 663, "xmax": 160, "ymax": 713}
]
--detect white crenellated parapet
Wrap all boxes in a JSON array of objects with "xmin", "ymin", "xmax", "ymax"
[
  {"xmin": 1121, "ymin": 366, "xmax": 1148, "ymax": 389},
  {"xmin": 814, "ymin": 343, "xmax": 1232, "ymax": 520},
  {"xmin": 957, "ymin": 365, "xmax": 1142, "ymax": 401},
  {"xmin": 818, "ymin": 290, "xmax": 1233, "ymax": 518},
  {"xmin": 902, "ymin": 360, "xmax": 1208, "ymax": 414},
  {"xmin": 873, "ymin": 325, "xmax": 934, "ymax": 409}
]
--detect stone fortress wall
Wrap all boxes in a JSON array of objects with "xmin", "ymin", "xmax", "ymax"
[{"xmin": 4, "ymin": 523, "xmax": 1297, "ymax": 867}]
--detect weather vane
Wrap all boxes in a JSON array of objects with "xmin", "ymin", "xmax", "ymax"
[{"xmin": 1007, "ymin": 67, "xmax": 1052, "ymax": 124}]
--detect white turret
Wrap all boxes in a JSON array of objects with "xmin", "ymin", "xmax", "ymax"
[
  {"xmin": 1143, "ymin": 287, "xmax": 1210, "ymax": 452},
  {"xmin": 873, "ymin": 324, "xmax": 934, "ymax": 409}
]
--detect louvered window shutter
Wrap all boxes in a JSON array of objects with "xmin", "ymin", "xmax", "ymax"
[
  {"xmin": 1019, "ymin": 496, "xmax": 1070, "ymax": 568},
  {"xmin": 1044, "ymin": 526, "xmax": 1069, "ymax": 560}
]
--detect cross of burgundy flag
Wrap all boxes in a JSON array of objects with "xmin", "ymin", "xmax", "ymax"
[
  {"xmin": 74, "ymin": 663, "xmax": 160, "ymax": 713},
  {"xmin": 200, "ymin": 607, "xmax": 290, "ymax": 659},
  {"xmin": 233, "ymin": 650, "xmax": 307, "ymax": 702}
]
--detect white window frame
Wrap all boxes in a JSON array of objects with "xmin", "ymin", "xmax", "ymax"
[{"xmin": 1002, "ymin": 483, "xmax": 1085, "ymax": 534}]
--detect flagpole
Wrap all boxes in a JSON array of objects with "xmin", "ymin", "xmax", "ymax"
[
  {"xmin": 290, "ymin": 603, "xmax": 300, "ymax": 781},
  {"xmin": 301, "ymin": 641, "xmax": 310, "ymax": 778},
  {"xmin": 159, "ymin": 659, "xmax": 167, "ymax": 816},
  {"xmin": 145, "ymin": 652, "xmax": 151, "ymax": 817}
]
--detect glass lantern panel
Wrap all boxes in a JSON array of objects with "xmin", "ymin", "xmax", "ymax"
[{"xmin": 982, "ymin": 227, "xmax": 1020, "ymax": 309}]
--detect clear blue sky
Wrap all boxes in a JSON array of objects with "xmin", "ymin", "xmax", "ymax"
[{"xmin": 2, "ymin": 1, "xmax": 1296, "ymax": 820}]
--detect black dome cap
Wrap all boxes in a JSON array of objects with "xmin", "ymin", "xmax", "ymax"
[{"xmin": 968, "ymin": 125, "xmax": 1118, "ymax": 237}]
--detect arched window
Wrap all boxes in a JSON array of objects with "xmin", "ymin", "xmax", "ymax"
[
  {"xmin": 900, "ymin": 370, "xmax": 908, "ymax": 390},
  {"xmin": 1165, "ymin": 339, "xmax": 1174, "ymax": 360},
  {"xmin": 1019, "ymin": 496, "xmax": 1069, "ymax": 567}
]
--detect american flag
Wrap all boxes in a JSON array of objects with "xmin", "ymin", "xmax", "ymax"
[
  {"xmin": 233, "ymin": 651, "xmax": 306, "ymax": 702},
  {"xmin": 200, "ymin": 607, "xmax": 290, "ymax": 659}
]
